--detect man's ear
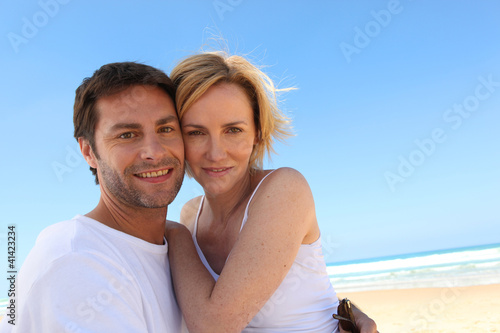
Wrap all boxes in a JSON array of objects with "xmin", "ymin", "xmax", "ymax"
[{"xmin": 78, "ymin": 137, "xmax": 98, "ymax": 169}]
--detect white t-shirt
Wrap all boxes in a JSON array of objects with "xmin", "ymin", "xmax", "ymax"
[{"xmin": 0, "ymin": 215, "xmax": 185, "ymax": 333}]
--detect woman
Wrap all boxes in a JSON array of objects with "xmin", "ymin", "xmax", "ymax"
[{"xmin": 166, "ymin": 52, "xmax": 377, "ymax": 333}]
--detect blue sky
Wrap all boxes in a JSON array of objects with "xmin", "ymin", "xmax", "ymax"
[{"xmin": 1, "ymin": 1, "xmax": 499, "ymax": 295}]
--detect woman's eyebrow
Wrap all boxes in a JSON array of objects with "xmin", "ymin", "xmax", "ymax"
[
  {"xmin": 183, "ymin": 120, "xmax": 247, "ymax": 128},
  {"xmin": 182, "ymin": 123, "xmax": 205, "ymax": 129},
  {"xmin": 223, "ymin": 120, "xmax": 248, "ymax": 127}
]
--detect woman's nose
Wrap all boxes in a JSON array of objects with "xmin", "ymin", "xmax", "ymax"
[{"xmin": 205, "ymin": 137, "xmax": 227, "ymax": 162}]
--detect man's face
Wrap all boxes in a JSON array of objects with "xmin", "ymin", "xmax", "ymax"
[{"xmin": 84, "ymin": 85, "xmax": 184, "ymax": 209}]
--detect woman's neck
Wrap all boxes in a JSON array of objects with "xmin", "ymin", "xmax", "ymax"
[{"xmin": 202, "ymin": 173, "xmax": 254, "ymax": 227}]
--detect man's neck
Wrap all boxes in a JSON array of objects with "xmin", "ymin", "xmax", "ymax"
[{"xmin": 86, "ymin": 197, "xmax": 168, "ymax": 245}]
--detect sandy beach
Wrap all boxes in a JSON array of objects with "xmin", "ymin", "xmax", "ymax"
[
  {"xmin": 1, "ymin": 284, "xmax": 498, "ymax": 330},
  {"xmin": 338, "ymin": 283, "xmax": 500, "ymax": 333}
]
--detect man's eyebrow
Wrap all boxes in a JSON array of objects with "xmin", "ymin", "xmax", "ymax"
[
  {"xmin": 108, "ymin": 116, "xmax": 178, "ymax": 132},
  {"xmin": 109, "ymin": 122, "xmax": 142, "ymax": 132},
  {"xmin": 156, "ymin": 115, "xmax": 178, "ymax": 126}
]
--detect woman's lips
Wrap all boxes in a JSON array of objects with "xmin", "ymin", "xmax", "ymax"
[{"xmin": 202, "ymin": 167, "xmax": 233, "ymax": 177}]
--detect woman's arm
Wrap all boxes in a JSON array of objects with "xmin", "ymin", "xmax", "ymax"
[{"xmin": 166, "ymin": 168, "xmax": 317, "ymax": 333}]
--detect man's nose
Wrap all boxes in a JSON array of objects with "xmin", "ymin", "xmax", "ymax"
[{"xmin": 140, "ymin": 134, "xmax": 167, "ymax": 160}]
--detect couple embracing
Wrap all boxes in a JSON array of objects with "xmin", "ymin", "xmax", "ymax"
[{"xmin": 0, "ymin": 52, "xmax": 377, "ymax": 333}]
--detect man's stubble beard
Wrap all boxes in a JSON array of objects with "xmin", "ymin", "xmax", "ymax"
[{"xmin": 98, "ymin": 157, "xmax": 184, "ymax": 209}]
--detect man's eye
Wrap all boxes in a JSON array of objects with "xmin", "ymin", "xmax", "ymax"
[
  {"xmin": 120, "ymin": 132, "xmax": 135, "ymax": 139},
  {"xmin": 159, "ymin": 127, "xmax": 173, "ymax": 133}
]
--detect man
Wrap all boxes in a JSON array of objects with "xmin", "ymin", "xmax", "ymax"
[{"xmin": 0, "ymin": 62, "xmax": 186, "ymax": 332}]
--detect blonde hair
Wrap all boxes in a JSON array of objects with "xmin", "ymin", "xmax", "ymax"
[{"xmin": 171, "ymin": 52, "xmax": 293, "ymax": 174}]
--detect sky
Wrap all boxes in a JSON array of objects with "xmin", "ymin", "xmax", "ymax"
[{"xmin": 1, "ymin": 1, "xmax": 499, "ymax": 295}]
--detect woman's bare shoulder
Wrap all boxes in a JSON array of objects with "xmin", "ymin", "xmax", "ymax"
[
  {"xmin": 257, "ymin": 167, "xmax": 310, "ymax": 191},
  {"xmin": 249, "ymin": 167, "xmax": 318, "ymax": 240},
  {"xmin": 248, "ymin": 167, "xmax": 314, "ymax": 220}
]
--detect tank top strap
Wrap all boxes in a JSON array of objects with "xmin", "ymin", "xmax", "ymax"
[
  {"xmin": 192, "ymin": 195, "xmax": 205, "ymax": 238},
  {"xmin": 240, "ymin": 169, "xmax": 277, "ymax": 232}
]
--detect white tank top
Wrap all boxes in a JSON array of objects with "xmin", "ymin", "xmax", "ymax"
[{"xmin": 192, "ymin": 170, "xmax": 340, "ymax": 332}]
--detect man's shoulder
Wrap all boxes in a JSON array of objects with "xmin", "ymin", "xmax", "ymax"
[
  {"xmin": 35, "ymin": 215, "xmax": 100, "ymax": 256},
  {"xmin": 26, "ymin": 214, "xmax": 169, "ymax": 278},
  {"xmin": 24, "ymin": 215, "xmax": 126, "ymax": 277},
  {"xmin": 33, "ymin": 216, "xmax": 80, "ymax": 258},
  {"xmin": 18, "ymin": 216, "xmax": 142, "ymax": 301}
]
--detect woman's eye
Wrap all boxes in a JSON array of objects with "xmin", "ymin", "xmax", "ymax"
[
  {"xmin": 188, "ymin": 130, "xmax": 203, "ymax": 136},
  {"xmin": 227, "ymin": 127, "xmax": 242, "ymax": 134},
  {"xmin": 119, "ymin": 132, "xmax": 135, "ymax": 139}
]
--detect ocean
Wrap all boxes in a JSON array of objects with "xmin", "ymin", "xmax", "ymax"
[
  {"xmin": 329, "ymin": 242, "xmax": 500, "ymax": 293},
  {"xmin": 1, "ymin": 243, "xmax": 499, "ymax": 317}
]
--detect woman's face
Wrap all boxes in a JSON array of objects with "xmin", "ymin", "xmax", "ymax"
[{"xmin": 181, "ymin": 83, "xmax": 258, "ymax": 196}]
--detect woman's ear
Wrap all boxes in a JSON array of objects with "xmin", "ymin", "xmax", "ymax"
[{"xmin": 78, "ymin": 137, "xmax": 98, "ymax": 169}]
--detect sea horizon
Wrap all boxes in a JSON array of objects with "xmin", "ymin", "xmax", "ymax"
[{"xmin": 327, "ymin": 242, "xmax": 500, "ymax": 292}]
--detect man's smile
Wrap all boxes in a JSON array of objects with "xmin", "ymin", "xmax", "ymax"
[{"xmin": 135, "ymin": 168, "xmax": 171, "ymax": 178}]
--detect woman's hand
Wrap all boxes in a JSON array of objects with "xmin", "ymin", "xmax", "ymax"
[
  {"xmin": 338, "ymin": 303, "xmax": 378, "ymax": 333},
  {"xmin": 164, "ymin": 220, "xmax": 190, "ymax": 241}
]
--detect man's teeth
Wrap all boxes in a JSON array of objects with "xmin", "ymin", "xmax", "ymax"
[{"xmin": 137, "ymin": 169, "xmax": 170, "ymax": 178}]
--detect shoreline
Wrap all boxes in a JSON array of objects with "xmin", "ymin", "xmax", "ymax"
[
  {"xmin": 338, "ymin": 283, "xmax": 500, "ymax": 333},
  {"xmin": 2, "ymin": 283, "xmax": 499, "ymax": 330}
]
